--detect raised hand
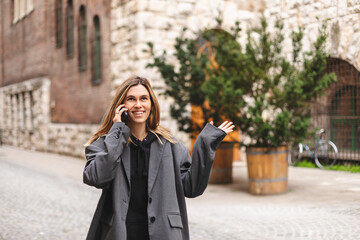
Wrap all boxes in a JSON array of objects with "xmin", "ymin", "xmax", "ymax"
[
  {"xmin": 113, "ymin": 104, "xmax": 128, "ymax": 123},
  {"xmin": 210, "ymin": 121, "xmax": 235, "ymax": 134}
]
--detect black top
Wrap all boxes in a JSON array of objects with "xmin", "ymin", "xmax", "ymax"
[{"xmin": 126, "ymin": 132, "xmax": 156, "ymax": 240}]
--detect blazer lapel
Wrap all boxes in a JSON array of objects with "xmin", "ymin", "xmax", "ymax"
[
  {"xmin": 148, "ymin": 139, "xmax": 165, "ymax": 194},
  {"xmin": 121, "ymin": 146, "xmax": 131, "ymax": 186}
]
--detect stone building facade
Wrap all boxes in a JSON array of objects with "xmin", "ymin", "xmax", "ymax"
[
  {"xmin": 0, "ymin": 0, "xmax": 111, "ymax": 156},
  {"xmin": 1, "ymin": 0, "xmax": 360, "ymax": 158},
  {"xmin": 110, "ymin": 0, "xmax": 360, "ymax": 159}
]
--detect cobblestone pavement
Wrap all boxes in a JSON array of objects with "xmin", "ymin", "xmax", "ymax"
[
  {"xmin": 1, "ymin": 146, "xmax": 360, "ymax": 240},
  {"xmin": 0, "ymin": 150, "xmax": 100, "ymax": 240}
]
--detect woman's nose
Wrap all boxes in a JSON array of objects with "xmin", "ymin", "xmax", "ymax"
[{"xmin": 134, "ymin": 100, "xmax": 141, "ymax": 107}]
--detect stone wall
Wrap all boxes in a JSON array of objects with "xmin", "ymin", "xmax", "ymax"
[
  {"xmin": 264, "ymin": 0, "xmax": 360, "ymax": 71},
  {"xmin": 0, "ymin": 77, "xmax": 51, "ymax": 150},
  {"xmin": 47, "ymin": 123, "xmax": 98, "ymax": 158},
  {"xmin": 0, "ymin": 77, "xmax": 98, "ymax": 158}
]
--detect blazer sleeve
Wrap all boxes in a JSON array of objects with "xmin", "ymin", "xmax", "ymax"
[
  {"xmin": 83, "ymin": 122, "xmax": 131, "ymax": 189},
  {"xmin": 180, "ymin": 123, "xmax": 226, "ymax": 198}
]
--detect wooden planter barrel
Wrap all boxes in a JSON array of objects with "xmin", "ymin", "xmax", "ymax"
[
  {"xmin": 246, "ymin": 146, "xmax": 288, "ymax": 195},
  {"xmin": 209, "ymin": 142, "xmax": 234, "ymax": 184}
]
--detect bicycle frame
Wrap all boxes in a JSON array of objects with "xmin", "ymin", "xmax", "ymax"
[
  {"xmin": 299, "ymin": 143, "xmax": 315, "ymax": 159},
  {"xmin": 290, "ymin": 128, "xmax": 338, "ymax": 168}
]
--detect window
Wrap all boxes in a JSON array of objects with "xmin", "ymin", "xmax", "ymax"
[
  {"xmin": 312, "ymin": 58, "xmax": 360, "ymax": 160},
  {"xmin": 13, "ymin": 0, "xmax": 34, "ymax": 23},
  {"xmin": 91, "ymin": 15, "xmax": 102, "ymax": 85},
  {"xmin": 66, "ymin": 0, "xmax": 74, "ymax": 57},
  {"xmin": 55, "ymin": 0, "xmax": 63, "ymax": 47},
  {"xmin": 78, "ymin": 5, "xmax": 87, "ymax": 71}
]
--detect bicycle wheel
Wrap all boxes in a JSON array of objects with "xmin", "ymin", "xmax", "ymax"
[
  {"xmin": 315, "ymin": 140, "xmax": 338, "ymax": 168},
  {"xmin": 288, "ymin": 143, "xmax": 303, "ymax": 166}
]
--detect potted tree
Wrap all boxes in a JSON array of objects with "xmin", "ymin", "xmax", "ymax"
[
  {"xmin": 146, "ymin": 16, "xmax": 337, "ymax": 190},
  {"xmin": 200, "ymin": 17, "xmax": 337, "ymax": 194}
]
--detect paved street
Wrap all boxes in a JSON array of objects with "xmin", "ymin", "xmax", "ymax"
[{"xmin": 1, "ymin": 145, "xmax": 360, "ymax": 240}]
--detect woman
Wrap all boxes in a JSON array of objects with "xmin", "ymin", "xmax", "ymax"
[{"xmin": 83, "ymin": 76, "xmax": 234, "ymax": 240}]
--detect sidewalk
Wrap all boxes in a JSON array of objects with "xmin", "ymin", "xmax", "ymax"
[{"xmin": 1, "ymin": 145, "xmax": 360, "ymax": 239}]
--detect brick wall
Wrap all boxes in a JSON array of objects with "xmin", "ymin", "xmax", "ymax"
[
  {"xmin": 0, "ymin": 0, "xmax": 112, "ymax": 125},
  {"xmin": 0, "ymin": 0, "xmax": 112, "ymax": 157},
  {"xmin": 49, "ymin": 0, "xmax": 112, "ymax": 124},
  {"xmin": 0, "ymin": 3, "xmax": 3, "ymax": 87}
]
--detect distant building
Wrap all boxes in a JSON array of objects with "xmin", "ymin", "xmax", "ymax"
[
  {"xmin": 0, "ymin": 0, "xmax": 111, "ymax": 156},
  {"xmin": 1, "ymin": 0, "xmax": 359, "ymax": 158}
]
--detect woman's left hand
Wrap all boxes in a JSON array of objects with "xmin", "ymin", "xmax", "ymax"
[{"xmin": 210, "ymin": 121, "xmax": 235, "ymax": 134}]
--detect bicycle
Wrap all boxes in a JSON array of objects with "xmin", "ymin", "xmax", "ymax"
[{"xmin": 288, "ymin": 129, "xmax": 339, "ymax": 168}]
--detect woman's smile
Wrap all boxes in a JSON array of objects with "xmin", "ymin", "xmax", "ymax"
[{"xmin": 132, "ymin": 110, "xmax": 145, "ymax": 116}]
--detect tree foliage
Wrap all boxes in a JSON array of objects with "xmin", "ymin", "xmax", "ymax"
[{"xmin": 146, "ymin": 16, "xmax": 337, "ymax": 147}]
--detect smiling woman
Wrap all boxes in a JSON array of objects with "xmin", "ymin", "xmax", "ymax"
[{"xmin": 83, "ymin": 76, "xmax": 234, "ymax": 240}]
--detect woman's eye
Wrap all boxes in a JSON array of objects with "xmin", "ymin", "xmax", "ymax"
[{"xmin": 141, "ymin": 97, "xmax": 148, "ymax": 101}]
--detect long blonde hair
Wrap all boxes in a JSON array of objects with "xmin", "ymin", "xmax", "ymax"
[{"xmin": 85, "ymin": 76, "xmax": 176, "ymax": 146}]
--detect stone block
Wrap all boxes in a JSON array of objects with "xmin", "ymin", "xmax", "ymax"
[
  {"xmin": 177, "ymin": 2, "xmax": 194, "ymax": 15},
  {"xmin": 110, "ymin": 60, "xmax": 125, "ymax": 78},
  {"xmin": 346, "ymin": 43, "xmax": 358, "ymax": 62},
  {"xmin": 123, "ymin": 0, "xmax": 138, "ymax": 15},
  {"xmin": 326, "ymin": 7, "xmax": 337, "ymax": 19},
  {"xmin": 235, "ymin": 10, "xmax": 256, "ymax": 22},
  {"xmin": 347, "ymin": 0, "xmax": 360, "ymax": 7},
  {"xmin": 338, "ymin": 0, "xmax": 348, "ymax": 16},
  {"xmin": 288, "ymin": 0, "xmax": 302, "ymax": 10},
  {"xmin": 166, "ymin": 3, "xmax": 178, "ymax": 16},
  {"xmin": 137, "ymin": 11, "xmax": 154, "ymax": 29},
  {"xmin": 348, "ymin": 5, "xmax": 360, "ymax": 14},
  {"xmin": 147, "ymin": 0, "xmax": 168, "ymax": 12}
]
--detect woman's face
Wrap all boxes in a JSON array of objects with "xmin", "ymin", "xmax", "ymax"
[{"xmin": 124, "ymin": 84, "xmax": 152, "ymax": 126}]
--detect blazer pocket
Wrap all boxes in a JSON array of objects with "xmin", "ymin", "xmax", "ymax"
[{"xmin": 167, "ymin": 213, "xmax": 183, "ymax": 229}]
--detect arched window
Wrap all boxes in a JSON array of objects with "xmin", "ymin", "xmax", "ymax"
[
  {"xmin": 55, "ymin": 0, "xmax": 63, "ymax": 47},
  {"xmin": 66, "ymin": 0, "xmax": 74, "ymax": 58},
  {"xmin": 91, "ymin": 15, "xmax": 102, "ymax": 85},
  {"xmin": 312, "ymin": 58, "xmax": 360, "ymax": 160},
  {"xmin": 78, "ymin": 5, "xmax": 87, "ymax": 71}
]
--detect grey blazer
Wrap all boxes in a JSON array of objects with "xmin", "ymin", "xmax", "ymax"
[{"xmin": 83, "ymin": 122, "xmax": 226, "ymax": 240}]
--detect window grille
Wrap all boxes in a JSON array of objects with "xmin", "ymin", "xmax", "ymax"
[
  {"xmin": 91, "ymin": 15, "xmax": 101, "ymax": 85},
  {"xmin": 78, "ymin": 5, "xmax": 87, "ymax": 71},
  {"xmin": 66, "ymin": 0, "xmax": 74, "ymax": 58},
  {"xmin": 312, "ymin": 58, "xmax": 360, "ymax": 161},
  {"xmin": 55, "ymin": 0, "xmax": 63, "ymax": 47}
]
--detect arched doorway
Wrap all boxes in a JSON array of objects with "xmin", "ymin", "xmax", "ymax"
[{"xmin": 313, "ymin": 58, "xmax": 360, "ymax": 161}]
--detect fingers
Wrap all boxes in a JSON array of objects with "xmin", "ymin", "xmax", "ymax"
[
  {"xmin": 119, "ymin": 107, "xmax": 128, "ymax": 115},
  {"xmin": 218, "ymin": 121, "xmax": 228, "ymax": 129},
  {"xmin": 217, "ymin": 121, "xmax": 235, "ymax": 134},
  {"xmin": 113, "ymin": 104, "xmax": 127, "ymax": 122},
  {"xmin": 115, "ymin": 104, "xmax": 125, "ymax": 114}
]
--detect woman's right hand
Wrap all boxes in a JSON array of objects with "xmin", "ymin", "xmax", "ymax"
[
  {"xmin": 113, "ymin": 104, "xmax": 128, "ymax": 123},
  {"xmin": 210, "ymin": 121, "xmax": 235, "ymax": 134}
]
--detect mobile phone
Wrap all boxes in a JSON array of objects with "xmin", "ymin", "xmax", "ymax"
[{"xmin": 121, "ymin": 111, "xmax": 128, "ymax": 122}]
